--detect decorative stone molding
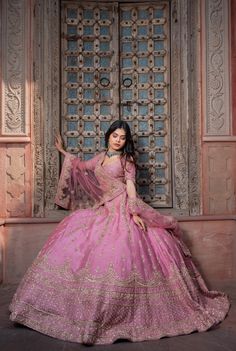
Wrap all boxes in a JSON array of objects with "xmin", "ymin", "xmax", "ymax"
[
  {"xmin": 204, "ymin": 0, "xmax": 230, "ymax": 135},
  {"xmin": 188, "ymin": 0, "xmax": 201, "ymax": 215},
  {"xmin": 33, "ymin": 0, "xmax": 60, "ymax": 216},
  {"xmin": 170, "ymin": 0, "xmax": 201, "ymax": 215},
  {"xmin": 0, "ymin": 144, "xmax": 32, "ymax": 218},
  {"xmin": 0, "ymin": 0, "xmax": 30, "ymax": 135}
]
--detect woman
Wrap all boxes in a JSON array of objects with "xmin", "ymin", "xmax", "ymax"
[{"xmin": 9, "ymin": 120, "xmax": 230, "ymax": 344}]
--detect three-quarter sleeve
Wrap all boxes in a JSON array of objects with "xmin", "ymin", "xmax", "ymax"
[{"xmin": 124, "ymin": 160, "xmax": 136, "ymax": 183}]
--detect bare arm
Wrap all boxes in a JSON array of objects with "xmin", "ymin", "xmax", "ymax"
[{"xmin": 55, "ymin": 134, "xmax": 67, "ymax": 156}]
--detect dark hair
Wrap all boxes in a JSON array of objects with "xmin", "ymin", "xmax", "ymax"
[{"xmin": 105, "ymin": 120, "xmax": 135, "ymax": 164}]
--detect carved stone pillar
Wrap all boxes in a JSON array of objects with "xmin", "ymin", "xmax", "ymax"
[
  {"xmin": 0, "ymin": 0, "xmax": 33, "ymax": 217},
  {"xmin": 33, "ymin": 0, "xmax": 61, "ymax": 217},
  {"xmin": 204, "ymin": 0, "xmax": 231, "ymax": 136},
  {"xmin": 202, "ymin": 0, "xmax": 235, "ymax": 215},
  {"xmin": 171, "ymin": 0, "xmax": 201, "ymax": 215}
]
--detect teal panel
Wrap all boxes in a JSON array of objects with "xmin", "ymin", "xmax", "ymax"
[
  {"xmin": 68, "ymin": 40, "xmax": 77, "ymax": 50},
  {"xmin": 154, "ymin": 41, "xmax": 164, "ymax": 50},
  {"xmin": 138, "ymin": 41, "xmax": 148, "ymax": 51},
  {"xmin": 67, "ymin": 56, "xmax": 77, "ymax": 66},
  {"xmin": 84, "ymin": 57, "xmax": 94, "ymax": 67},
  {"xmin": 155, "ymin": 185, "xmax": 165, "ymax": 194},
  {"xmin": 83, "ymin": 26, "xmax": 94, "ymax": 35},
  {"xmin": 155, "ymin": 136, "xmax": 164, "ymax": 147},
  {"xmin": 155, "ymin": 153, "xmax": 165, "ymax": 162},
  {"xmin": 100, "ymin": 121, "xmax": 110, "ymax": 132},
  {"xmin": 138, "ymin": 136, "xmax": 149, "ymax": 147},
  {"xmin": 138, "ymin": 105, "xmax": 148, "ymax": 116},
  {"xmin": 67, "ymin": 8, "xmax": 77, "ymax": 18},
  {"xmin": 122, "ymin": 42, "xmax": 132, "ymax": 52},
  {"xmin": 156, "ymin": 168, "xmax": 165, "ymax": 178},
  {"xmin": 100, "ymin": 89, "xmax": 110, "ymax": 99},
  {"xmin": 154, "ymin": 121, "xmax": 164, "ymax": 130},
  {"xmin": 100, "ymin": 105, "xmax": 111, "ymax": 115},
  {"xmin": 121, "ymin": 27, "xmax": 132, "ymax": 37},
  {"xmin": 100, "ymin": 42, "xmax": 110, "ymax": 51},
  {"xmin": 68, "ymin": 137, "xmax": 78, "ymax": 147},
  {"xmin": 153, "ymin": 9, "xmax": 164, "ymax": 18},
  {"xmin": 67, "ymin": 121, "xmax": 78, "ymax": 130},
  {"xmin": 122, "ymin": 105, "xmax": 132, "ymax": 116},
  {"xmin": 138, "ymin": 9, "xmax": 149, "ymax": 20},
  {"xmin": 84, "ymin": 137, "xmax": 94, "ymax": 147},
  {"xmin": 122, "ymin": 89, "xmax": 132, "ymax": 100},
  {"xmin": 84, "ymin": 89, "xmax": 94, "ymax": 99},
  {"xmin": 122, "ymin": 58, "xmax": 132, "ymax": 68},
  {"xmin": 67, "ymin": 72, "xmax": 77, "ymax": 83},
  {"xmin": 154, "ymin": 25, "xmax": 163, "ymax": 35},
  {"xmin": 121, "ymin": 10, "xmax": 132, "ymax": 20},
  {"xmin": 138, "ymin": 153, "xmax": 149, "ymax": 162},
  {"xmin": 84, "ymin": 73, "xmax": 94, "ymax": 83},
  {"xmin": 137, "ymin": 26, "xmax": 148, "ymax": 36},
  {"xmin": 100, "ymin": 57, "xmax": 110, "ymax": 67},
  {"xmin": 137, "ymin": 169, "xmax": 149, "ymax": 178},
  {"xmin": 138, "ymin": 73, "xmax": 149, "ymax": 83},
  {"xmin": 100, "ymin": 9, "xmax": 109, "ymax": 19},
  {"xmin": 138, "ymin": 121, "xmax": 148, "ymax": 131},
  {"xmin": 100, "ymin": 26, "xmax": 109, "ymax": 35},
  {"xmin": 67, "ymin": 105, "xmax": 77, "ymax": 114},
  {"xmin": 154, "ymin": 56, "xmax": 164, "ymax": 66},
  {"xmin": 138, "ymin": 90, "xmax": 148, "ymax": 99},
  {"xmin": 154, "ymin": 90, "xmax": 164, "ymax": 98},
  {"xmin": 84, "ymin": 121, "xmax": 94, "ymax": 131},
  {"xmin": 83, "ymin": 9, "xmax": 93, "ymax": 19},
  {"xmin": 84, "ymin": 41, "xmax": 94, "ymax": 51},
  {"xmin": 67, "ymin": 26, "xmax": 77, "ymax": 35},
  {"xmin": 83, "ymin": 105, "xmax": 94, "ymax": 114},
  {"xmin": 139, "ymin": 185, "xmax": 149, "ymax": 195},
  {"xmin": 138, "ymin": 57, "xmax": 148, "ymax": 67},
  {"xmin": 67, "ymin": 89, "xmax": 77, "ymax": 98},
  {"xmin": 154, "ymin": 72, "xmax": 164, "ymax": 82},
  {"xmin": 154, "ymin": 105, "xmax": 164, "ymax": 114}
]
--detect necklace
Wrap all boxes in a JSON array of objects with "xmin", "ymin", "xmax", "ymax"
[{"xmin": 106, "ymin": 150, "xmax": 122, "ymax": 158}]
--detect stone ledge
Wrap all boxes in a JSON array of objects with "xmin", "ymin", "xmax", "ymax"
[{"xmin": 0, "ymin": 215, "xmax": 236, "ymax": 225}]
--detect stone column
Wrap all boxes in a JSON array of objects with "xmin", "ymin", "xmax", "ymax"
[
  {"xmin": 202, "ymin": 0, "xmax": 236, "ymax": 214},
  {"xmin": 0, "ymin": 0, "xmax": 33, "ymax": 218}
]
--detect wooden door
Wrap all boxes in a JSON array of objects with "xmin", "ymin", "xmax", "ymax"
[{"xmin": 61, "ymin": 1, "xmax": 172, "ymax": 208}]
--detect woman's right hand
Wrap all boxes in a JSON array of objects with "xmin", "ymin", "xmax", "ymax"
[{"xmin": 55, "ymin": 134, "xmax": 67, "ymax": 156}]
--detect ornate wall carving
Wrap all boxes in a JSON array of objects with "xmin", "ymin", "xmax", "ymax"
[
  {"xmin": 188, "ymin": 0, "xmax": 201, "ymax": 215},
  {"xmin": 1, "ymin": 0, "xmax": 29, "ymax": 135},
  {"xmin": 205, "ymin": 0, "xmax": 230, "ymax": 135},
  {"xmin": 33, "ymin": 0, "xmax": 60, "ymax": 216},
  {"xmin": 0, "ymin": 0, "xmax": 32, "ymax": 218}
]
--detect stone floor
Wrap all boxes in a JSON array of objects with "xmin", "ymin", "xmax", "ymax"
[{"xmin": 0, "ymin": 283, "xmax": 236, "ymax": 351}]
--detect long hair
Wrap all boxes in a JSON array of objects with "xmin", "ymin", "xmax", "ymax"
[{"xmin": 104, "ymin": 120, "xmax": 135, "ymax": 164}]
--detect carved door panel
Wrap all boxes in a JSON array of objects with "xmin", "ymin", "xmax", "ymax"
[{"xmin": 62, "ymin": 1, "xmax": 171, "ymax": 208}]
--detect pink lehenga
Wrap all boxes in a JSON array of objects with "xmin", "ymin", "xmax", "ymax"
[{"xmin": 9, "ymin": 152, "xmax": 230, "ymax": 344}]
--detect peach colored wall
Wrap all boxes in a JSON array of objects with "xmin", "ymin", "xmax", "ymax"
[
  {"xmin": 1, "ymin": 219, "xmax": 236, "ymax": 288},
  {"xmin": 0, "ymin": 0, "xmax": 33, "ymax": 218},
  {"xmin": 202, "ymin": 143, "xmax": 236, "ymax": 214},
  {"xmin": 232, "ymin": 0, "xmax": 236, "ymax": 134},
  {"xmin": 201, "ymin": 0, "xmax": 236, "ymax": 215}
]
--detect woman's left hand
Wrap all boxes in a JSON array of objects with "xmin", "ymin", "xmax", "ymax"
[{"xmin": 133, "ymin": 214, "xmax": 146, "ymax": 231}]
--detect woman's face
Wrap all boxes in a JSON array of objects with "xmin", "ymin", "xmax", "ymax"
[{"xmin": 108, "ymin": 128, "xmax": 126, "ymax": 151}]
